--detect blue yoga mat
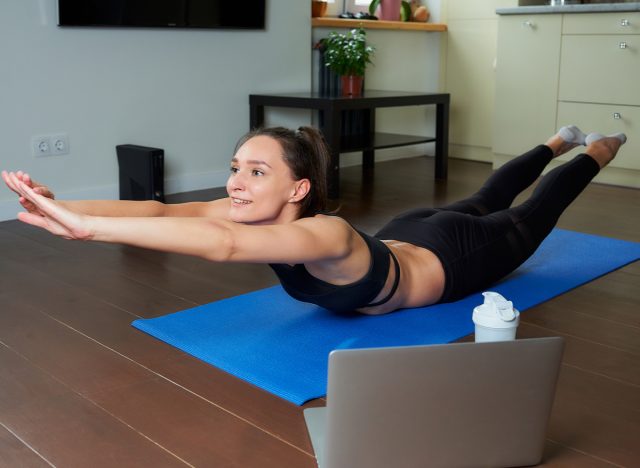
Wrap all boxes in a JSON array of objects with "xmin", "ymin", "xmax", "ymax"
[{"xmin": 132, "ymin": 229, "xmax": 640, "ymax": 405}]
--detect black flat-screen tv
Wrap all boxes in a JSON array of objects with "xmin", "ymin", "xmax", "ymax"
[{"xmin": 58, "ymin": 0, "xmax": 266, "ymax": 30}]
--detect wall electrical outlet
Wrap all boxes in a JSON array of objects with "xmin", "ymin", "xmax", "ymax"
[
  {"xmin": 32, "ymin": 135, "xmax": 52, "ymax": 157},
  {"xmin": 31, "ymin": 133, "xmax": 70, "ymax": 157},
  {"xmin": 50, "ymin": 133, "xmax": 69, "ymax": 155}
]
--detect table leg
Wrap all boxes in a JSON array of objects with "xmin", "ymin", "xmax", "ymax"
[
  {"xmin": 321, "ymin": 109, "xmax": 342, "ymax": 199},
  {"xmin": 435, "ymin": 101, "xmax": 449, "ymax": 180},
  {"xmin": 362, "ymin": 109, "xmax": 375, "ymax": 171},
  {"xmin": 250, "ymin": 104, "xmax": 264, "ymax": 130}
]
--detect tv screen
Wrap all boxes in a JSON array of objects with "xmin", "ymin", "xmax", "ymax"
[{"xmin": 58, "ymin": 0, "xmax": 266, "ymax": 30}]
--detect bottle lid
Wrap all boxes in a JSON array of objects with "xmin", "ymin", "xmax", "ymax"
[{"xmin": 472, "ymin": 291, "xmax": 520, "ymax": 329}]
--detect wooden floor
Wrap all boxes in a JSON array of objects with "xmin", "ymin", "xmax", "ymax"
[{"xmin": 1, "ymin": 155, "xmax": 638, "ymax": 467}]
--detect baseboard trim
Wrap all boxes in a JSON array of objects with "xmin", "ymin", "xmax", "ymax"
[{"xmin": 450, "ymin": 144, "xmax": 492, "ymax": 163}]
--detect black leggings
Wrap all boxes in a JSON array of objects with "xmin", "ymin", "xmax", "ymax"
[{"xmin": 374, "ymin": 145, "xmax": 601, "ymax": 302}]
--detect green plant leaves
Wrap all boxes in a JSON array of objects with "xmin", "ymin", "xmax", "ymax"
[
  {"xmin": 320, "ymin": 27, "xmax": 375, "ymax": 77},
  {"xmin": 400, "ymin": 1, "xmax": 411, "ymax": 21},
  {"xmin": 369, "ymin": 0, "xmax": 381, "ymax": 16}
]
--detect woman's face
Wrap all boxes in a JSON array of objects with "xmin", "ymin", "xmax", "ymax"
[{"xmin": 226, "ymin": 135, "xmax": 306, "ymax": 225}]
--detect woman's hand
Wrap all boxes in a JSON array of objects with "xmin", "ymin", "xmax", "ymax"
[
  {"xmin": 2, "ymin": 170, "xmax": 55, "ymax": 215},
  {"xmin": 5, "ymin": 171, "xmax": 93, "ymax": 241}
]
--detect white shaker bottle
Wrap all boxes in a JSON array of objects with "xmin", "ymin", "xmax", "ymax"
[{"xmin": 472, "ymin": 292, "xmax": 520, "ymax": 342}]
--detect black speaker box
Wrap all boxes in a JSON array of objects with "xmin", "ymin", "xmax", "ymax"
[{"xmin": 116, "ymin": 144, "xmax": 165, "ymax": 202}]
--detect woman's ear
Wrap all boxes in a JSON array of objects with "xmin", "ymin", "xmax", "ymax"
[{"xmin": 289, "ymin": 179, "xmax": 311, "ymax": 203}]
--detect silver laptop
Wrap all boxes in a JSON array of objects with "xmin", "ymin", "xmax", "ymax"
[{"xmin": 304, "ymin": 337, "xmax": 564, "ymax": 468}]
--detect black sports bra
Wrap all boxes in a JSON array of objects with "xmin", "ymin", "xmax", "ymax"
[{"xmin": 269, "ymin": 229, "xmax": 400, "ymax": 313}]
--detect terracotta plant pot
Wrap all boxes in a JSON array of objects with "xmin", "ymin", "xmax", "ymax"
[
  {"xmin": 340, "ymin": 75, "xmax": 364, "ymax": 97},
  {"xmin": 311, "ymin": 1, "xmax": 328, "ymax": 18}
]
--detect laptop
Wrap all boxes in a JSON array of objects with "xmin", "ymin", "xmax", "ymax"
[{"xmin": 304, "ymin": 337, "xmax": 564, "ymax": 468}]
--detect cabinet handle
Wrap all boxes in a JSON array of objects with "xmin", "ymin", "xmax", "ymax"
[
  {"xmin": 522, "ymin": 20, "xmax": 535, "ymax": 28},
  {"xmin": 613, "ymin": 112, "xmax": 622, "ymax": 120},
  {"xmin": 619, "ymin": 42, "xmax": 628, "ymax": 49},
  {"xmin": 620, "ymin": 19, "xmax": 630, "ymax": 27}
]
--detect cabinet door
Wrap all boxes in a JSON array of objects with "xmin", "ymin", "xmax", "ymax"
[
  {"xmin": 559, "ymin": 35, "xmax": 640, "ymax": 106},
  {"xmin": 445, "ymin": 19, "xmax": 498, "ymax": 150},
  {"xmin": 493, "ymin": 15, "xmax": 562, "ymax": 155},
  {"xmin": 557, "ymin": 102, "xmax": 640, "ymax": 171},
  {"xmin": 562, "ymin": 12, "xmax": 640, "ymax": 35}
]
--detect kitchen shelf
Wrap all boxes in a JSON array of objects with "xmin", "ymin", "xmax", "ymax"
[
  {"xmin": 312, "ymin": 17, "xmax": 447, "ymax": 31},
  {"xmin": 341, "ymin": 132, "xmax": 436, "ymax": 152}
]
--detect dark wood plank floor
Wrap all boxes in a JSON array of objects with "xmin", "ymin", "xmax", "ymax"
[{"xmin": 1, "ymin": 155, "xmax": 638, "ymax": 467}]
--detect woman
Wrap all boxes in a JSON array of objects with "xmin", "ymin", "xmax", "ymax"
[{"xmin": 2, "ymin": 126, "xmax": 626, "ymax": 315}]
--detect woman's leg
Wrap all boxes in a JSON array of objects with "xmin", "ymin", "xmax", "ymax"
[
  {"xmin": 438, "ymin": 134, "xmax": 626, "ymax": 302},
  {"xmin": 381, "ymin": 127, "xmax": 588, "ymax": 224},
  {"xmin": 438, "ymin": 126, "xmax": 587, "ymax": 216},
  {"xmin": 387, "ymin": 145, "xmax": 555, "ymax": 225},
  {"xmin": 507, "ymin": 134, "xmax": 627, "ymax": 248}
]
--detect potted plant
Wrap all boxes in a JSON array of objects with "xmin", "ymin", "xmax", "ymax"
[
  {"xmin": 311, "ymin": 0, "xmax": 327, "ymax": 18},
  {"xmin": 317, "ymin": 27, "xmax": 375, "ymax": 96}
]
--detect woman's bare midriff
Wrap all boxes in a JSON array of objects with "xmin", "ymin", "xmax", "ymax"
[{"xmin": 357, "ymin": 240, "xmax": 446, "ymax": 315}]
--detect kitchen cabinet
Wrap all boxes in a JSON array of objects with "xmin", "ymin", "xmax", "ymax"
[
  {"xmin": 442, "ymin": 0, "xmax": 517, "ymax": 162},
  {"xmin": 557, "ymin": 12, "xmax": 640, "ymax": 172},
  {"xmin": 493, "ymin": 14, "xmax": 562, "ymax": 155},
  {"xmin": 494, "ymin": 11, "xmax": 640, "ymax": 185}
]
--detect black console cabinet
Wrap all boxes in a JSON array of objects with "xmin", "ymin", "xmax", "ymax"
[{"xmin": 249, "ymin": 90, "xmax": 450, "ymax": 198}]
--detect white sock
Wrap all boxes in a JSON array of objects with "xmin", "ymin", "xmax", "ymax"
[
  {"xmin": 558, "ymin": 125, "xmax": 587, "ymax": 145},
  {"xmin": 585, "ymin": 132, "xmax": 627, "ymax": 145}
]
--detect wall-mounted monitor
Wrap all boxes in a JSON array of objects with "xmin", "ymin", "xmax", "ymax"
[{"xmin": 58, "ymin": 0, "xmax": 266, "ymax": 30}]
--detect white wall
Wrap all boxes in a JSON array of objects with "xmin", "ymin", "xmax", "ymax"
[
  {"xmin": 1, "ymin": 0, "xmax": 445, "ymax": 221},
  {"xmin": 0, "ymin": 0, "xmax": 312, "ymax": 220}
]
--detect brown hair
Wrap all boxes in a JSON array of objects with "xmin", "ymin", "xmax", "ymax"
[{"xmin": 234, "ymin": 126, "xmax": 330, "ymax": 218}]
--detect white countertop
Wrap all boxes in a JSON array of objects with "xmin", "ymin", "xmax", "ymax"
[{"xmin": 497, "ymin": 2, "xmax": 640, "ymax": 15}]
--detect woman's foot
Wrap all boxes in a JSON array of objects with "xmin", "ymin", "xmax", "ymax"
[
  {"xmin": 584, "ymin": 133, "xmax": 627, "ymax": 168},
  {"xmin": 545, "ymin": 125, "xmax": 587, "ymax": 157}
]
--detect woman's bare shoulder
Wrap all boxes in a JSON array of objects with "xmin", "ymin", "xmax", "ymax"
[
  {"xmin": 293, "ymin": 214, "xmax": 356, "ymax": 237},
  {"xmin": 295, "ymin": 213, "xmax": 349, "ymax": 227}
]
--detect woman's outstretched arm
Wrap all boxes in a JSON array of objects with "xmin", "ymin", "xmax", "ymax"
[
  {"xmin": 8, "ymin": 173, "xmax": 354, "ymax": 265},
  {"xmin": 3, "ymin": 170, "xmax": 232, "ymax": 219}
]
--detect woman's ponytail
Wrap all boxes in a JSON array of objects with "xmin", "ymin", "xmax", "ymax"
[{"xmin": 294, "ymin": 126, "xmax": 329, "ymax": 217}]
